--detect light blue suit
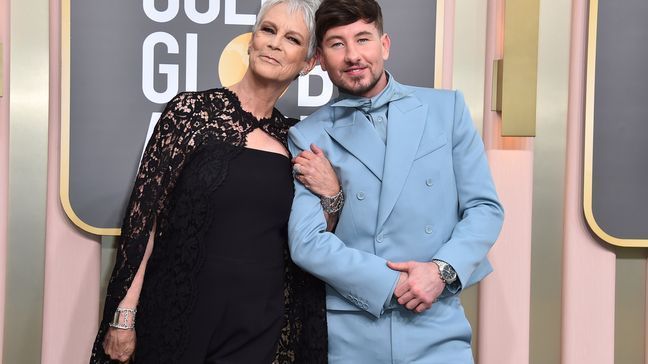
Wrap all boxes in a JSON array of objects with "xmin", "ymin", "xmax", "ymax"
[{"xmin": 287, "ymin": 78, "xmax": 504, "ymax": 363}]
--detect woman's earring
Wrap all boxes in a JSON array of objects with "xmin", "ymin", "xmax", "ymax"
[{"xmin": 299, "ymin": 70, "xmax": 307, "ymax": 77}]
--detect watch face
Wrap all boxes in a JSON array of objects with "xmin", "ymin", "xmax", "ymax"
[{"xmin": 441, "ymin": 266, "xmax": 457, "ymax": 282}]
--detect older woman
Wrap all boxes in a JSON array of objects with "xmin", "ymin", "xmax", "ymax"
[{"xmin": 90, "ymin": 1, "xmax": 337, "ymax": 363}]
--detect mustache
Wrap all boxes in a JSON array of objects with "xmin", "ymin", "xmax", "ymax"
[{"xmin": 343, "ymin": 63, "xmax": 368, "ymax": 71}]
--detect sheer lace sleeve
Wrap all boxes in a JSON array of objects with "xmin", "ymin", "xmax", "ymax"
[{"xmin": 90, "ymin": 92, "xmax": 198, "ymax": 363}]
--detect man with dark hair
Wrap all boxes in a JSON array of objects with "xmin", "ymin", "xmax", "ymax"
[{"xmin": 288, "ymin": 0, "xmax": 504, "ymax": 362}]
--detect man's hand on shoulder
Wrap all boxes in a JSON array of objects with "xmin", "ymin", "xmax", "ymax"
[{"xmin": 388, "ymin": 261, "xmax": 445, "ymax": 313}]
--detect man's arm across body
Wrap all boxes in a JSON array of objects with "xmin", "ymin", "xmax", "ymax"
[{"xmin": 389, "ymin": 90, "xmax": 504, "ymax": 312}]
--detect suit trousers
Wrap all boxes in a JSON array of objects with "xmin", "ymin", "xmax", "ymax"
[{"xmin": 327, "ymin": 296, "xmax": 474, "ymax": 364}]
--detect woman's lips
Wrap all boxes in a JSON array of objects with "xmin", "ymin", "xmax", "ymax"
[{"xmin": 260, "ymin": 55, "xmax": 280, "ymax": 64}]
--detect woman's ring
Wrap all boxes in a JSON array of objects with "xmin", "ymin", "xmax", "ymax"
[{"xmin": 293, "ymin": 164, "xmax": 302, "ymax": 175}]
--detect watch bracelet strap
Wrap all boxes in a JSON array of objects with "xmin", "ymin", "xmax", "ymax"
[{"xmin": 432, "ymin": 259, "xmax": 457, "ymax": 284}]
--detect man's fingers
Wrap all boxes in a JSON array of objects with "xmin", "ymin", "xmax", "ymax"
[
  {"xmin": 396, "ymin": 290, "xmax": 414, "ymax": 304},
  {"xmin": 405, "ymin": 298, "xmax": 422, "ymax": 310},
  {"xmin": 414, "ymin": 302, "xmax": 430, "ymax": 313},
  {"xmin": 394, "ymin": 280, "xmax": 409, "ymax": 297},
  {"xmin": 294, "ymin": 156, "xmax": 309, "ymax": 167},
  {"xmin": 387, "ymin": 261, "xmax": 411, "ymax": 271},
  {"xmin": 299, "ymin": 150, "xmax": 316, "ymax": 160},
  {"xmin": 310, "ymin": 143, "xmax": 324, "ymax": 155}
]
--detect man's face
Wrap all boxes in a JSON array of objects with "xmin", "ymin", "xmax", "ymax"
[{"xmin": 318, "ymin": 20, "xmax": 390, "ymax": 98}]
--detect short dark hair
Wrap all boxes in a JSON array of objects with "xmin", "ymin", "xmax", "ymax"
[{"xmin": 315, "ymin": 0, "xmax": 383, "ymax": 46}]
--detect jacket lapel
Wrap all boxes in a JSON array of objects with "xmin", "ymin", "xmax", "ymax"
[
  {"xmin": 377, "ymin": 95, "xmax": 427, "ymax": 228},
  {"xmin": 325, "ymin": 108, "xmax": 385, "ymax": 181}
]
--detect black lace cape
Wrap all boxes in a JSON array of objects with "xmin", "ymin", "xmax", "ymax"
[{"xmin": 90, "ymin": 88, "xmax": 327, "ymax": 363}]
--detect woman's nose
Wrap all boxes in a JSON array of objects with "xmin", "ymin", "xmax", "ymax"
[{"xmin": 267, "ymin": 35, "xmax": 281, "ymax": 50}]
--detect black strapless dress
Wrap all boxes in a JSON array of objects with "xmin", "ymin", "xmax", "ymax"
[{"xmin": 177, "ymin": 147, "xmax": 294, "ymax": 363}]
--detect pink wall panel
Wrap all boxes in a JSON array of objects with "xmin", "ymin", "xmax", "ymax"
[
  {"xmin": 561, "ymin": 0, "xmax": 616, "ymax": 363},
  {"xmin": 40, "ymin": 1, "xmax": 102, "ymax": 363},
  {"xmin": 480, "ymin": 150, "xmax": 533, "ymax": 364}
]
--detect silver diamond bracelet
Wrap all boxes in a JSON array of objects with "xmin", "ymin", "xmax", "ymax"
[
  {"xmin": 320, "ymin": 188, "xmax": 344, "ymax": 214},
  {"xmin": 109, "ymin": 307, "xmax": 137, "ymax": 330}
]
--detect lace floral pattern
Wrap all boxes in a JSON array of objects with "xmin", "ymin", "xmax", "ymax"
[{"xmin": 90, "ymin": 88, "xmax": 327, "ymax": 363}]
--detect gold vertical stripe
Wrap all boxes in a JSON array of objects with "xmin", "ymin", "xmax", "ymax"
[
  {"xmin": 4, "ymin": 0, "xmax": 49, "ymax": 361},
  {"xmin": 501, "ymin": 0, "xmax": 540, "ymax": 136},
  {"xmin": 582, "ymin": 0, "xmax": 599, "ymax": 244},
  {"xmin": 615, "ymin": 249, "xmax": 647, "ymax": 364},
  {"xmin": 491, "ymin": 60, "xmax": 502, "ymax": 112},
  {"xmin": 99, "ymin": 236, "xmax": 119, "ymax": 318},
  {"xmin": 528, "ymin": 0, "xmax": 571, "ymax": 362}
]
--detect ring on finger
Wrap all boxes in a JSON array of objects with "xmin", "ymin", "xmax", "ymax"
[{"xmin": 292, "ymin": 164, "xmax": 302, "ymax": 175}]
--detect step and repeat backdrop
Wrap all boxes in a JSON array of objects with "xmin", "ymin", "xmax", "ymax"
[{"xmin": 61, "ymin": 0, "xmax": 439, "ymax": 235}]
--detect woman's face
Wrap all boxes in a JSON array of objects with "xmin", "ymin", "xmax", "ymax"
[{"xmin": 248, "ymin": 3, "xmax": 313, "ymax": 85}]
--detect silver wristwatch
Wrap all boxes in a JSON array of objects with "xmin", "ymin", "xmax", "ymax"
[{"xmin": 432, "ymin": 259, "xmax": 457, "ymax": 285}]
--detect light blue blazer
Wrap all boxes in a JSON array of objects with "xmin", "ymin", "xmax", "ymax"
[{"xmin": 287, "ymin": 80, "xmax": 504, "ymax": 318}]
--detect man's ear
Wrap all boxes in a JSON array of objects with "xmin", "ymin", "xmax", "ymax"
[{"xmin": 381, "ymin": 33, "xmax": 391, "ymax": 61}]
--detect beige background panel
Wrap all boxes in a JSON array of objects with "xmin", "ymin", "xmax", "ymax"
[
  {"xmin": 5, "ymin": 0, "xmax": 50, "ymax": 362},
  {"xmin": 451, "ymin": 0, "xmax": 488, "ymax": 359},
  {"xmin": 0, "ymin": 0, "xmax": 10, "ymax": 356},
  {"xmin": 452, "ymin": 0, "xmax": 486, "ymax": 134},
  {"xmin": 529, "ymin": 0, "xmax": 571, "ymax": 362},
  {"xmin": 615, "ymin": 249, "xmax": 647, "ymax": 364}
]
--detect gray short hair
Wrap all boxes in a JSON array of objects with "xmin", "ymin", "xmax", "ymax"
[{"xmin": 253, "ymin": 0, "xmax": 321, "ymax": 59}]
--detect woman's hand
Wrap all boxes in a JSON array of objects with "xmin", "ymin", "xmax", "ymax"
[
  {"xmin": 292, "ymin": 144, "xmax": 339, "ymax": 197},
  {"xmin": 103, "ymin": 327, "xmax": 136, "ymax": 363}
]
